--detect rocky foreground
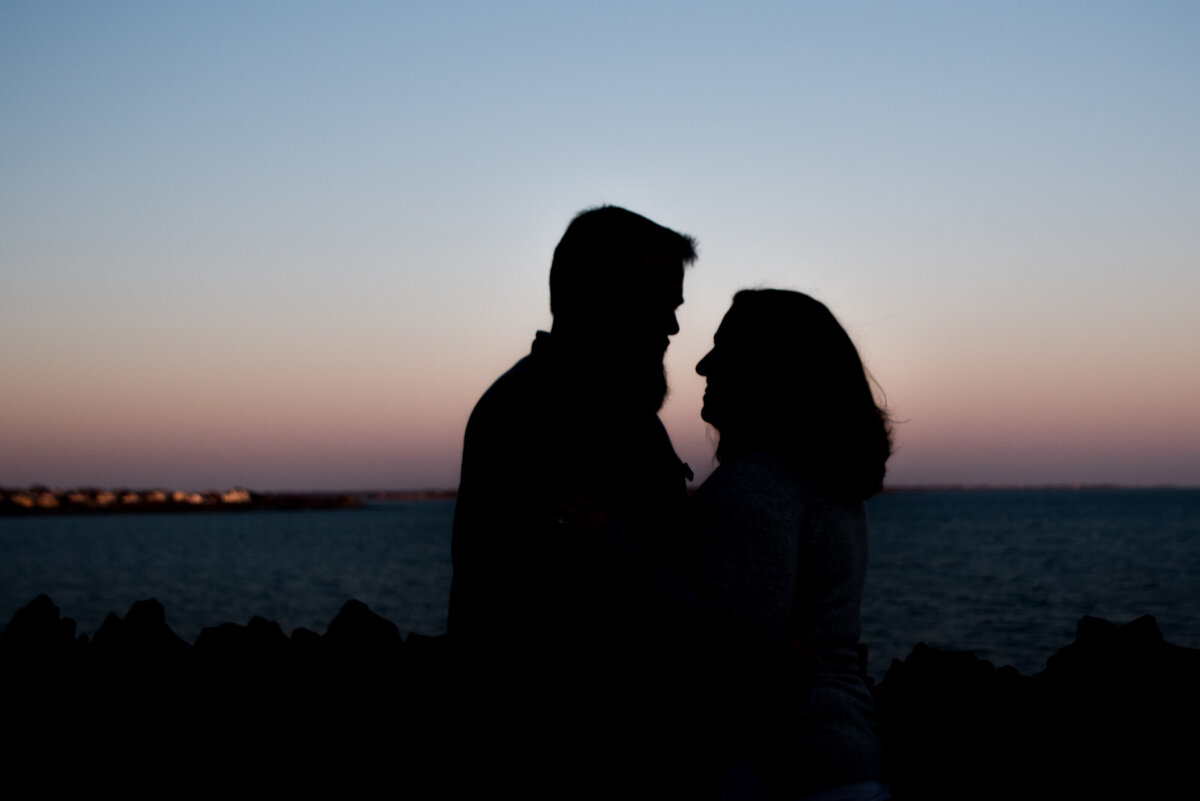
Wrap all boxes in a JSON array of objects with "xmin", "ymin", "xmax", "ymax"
[{"xmin": 2, "ymin": 595, "xmax": 1196, "ymax": 798}]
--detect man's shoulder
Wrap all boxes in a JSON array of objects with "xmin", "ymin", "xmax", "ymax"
[
  {"xmin": 463, "ymin": 334, "xmax": 566, "ymax": 447},
  {"xmin": 471, "ymin": 349, "xmax": 553, "ymax": 421}
]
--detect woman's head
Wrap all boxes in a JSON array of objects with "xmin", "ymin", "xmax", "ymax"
[{"xmin": 696, "ymin": 289, "xmax": 892, "ymax": 500}]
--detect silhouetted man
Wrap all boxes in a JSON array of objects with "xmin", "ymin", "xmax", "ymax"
[{"xmin": 447, "ymin": 205, "xmax": 697, "ymax": 793}]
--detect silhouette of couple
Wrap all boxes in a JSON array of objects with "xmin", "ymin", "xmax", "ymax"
[{"xmin": 448, "ymin": 206, "xmax": 892, "ymax": 800}]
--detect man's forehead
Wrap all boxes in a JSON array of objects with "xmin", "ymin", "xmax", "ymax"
[
  {"xmin": 641, "ymin": 251, "xmax": 684, "ymax": 281},
  {"xmin": 641, "ymin": 270, "xmax": 684, "ymax": 304},
  {"xmin": 616, "ymin": 251, "xmax": 684, "ymax": 308},
  {"xmin": 642, "ymin": 245, "xmax": 684, "ymax": 268}
]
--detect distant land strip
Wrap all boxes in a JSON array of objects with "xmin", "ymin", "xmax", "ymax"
[
  {"xmin": 0, "ymin": 486, "xmax": 366, "ymax": 516},
  {"xmin": 7, "ymin": 482, "xmax": 1195, "ymax": 517}
]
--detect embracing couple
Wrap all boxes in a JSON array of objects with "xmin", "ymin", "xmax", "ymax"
[{"xmin": 447, "ymin": 206, "xmax": 892, "ymax": 800}]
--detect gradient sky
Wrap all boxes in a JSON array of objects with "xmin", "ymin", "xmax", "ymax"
[{"xmin": 3, "ymin": 1, "xmax": 1198, "ymax": 490}]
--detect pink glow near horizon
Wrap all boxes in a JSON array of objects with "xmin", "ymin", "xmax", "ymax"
[{"xmin": 3, "ymin": 3, "xmax": 1199, "ymax": 490}]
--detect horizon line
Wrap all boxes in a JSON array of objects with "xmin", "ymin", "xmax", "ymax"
[{"xmin": 11, "ymin": 483, "xmax": 1200, "ymax": 496}]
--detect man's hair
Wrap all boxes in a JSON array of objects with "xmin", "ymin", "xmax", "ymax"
[{"xmin": 549, "ymin": 205, "xmax": 697, "ymax": 320}]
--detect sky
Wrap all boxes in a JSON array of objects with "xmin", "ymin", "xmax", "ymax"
[{"xmin": 2, "ymin": 1, "xmax": 1198, "ymax": 491}]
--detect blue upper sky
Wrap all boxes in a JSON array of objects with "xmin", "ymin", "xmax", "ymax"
[{"xmin": 3, "ymin": 1, "xmax": 1198, "ymax": 489}]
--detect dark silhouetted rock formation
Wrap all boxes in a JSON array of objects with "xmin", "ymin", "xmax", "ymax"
[
  {"xmin": 2, "ymin": 595, "xmax": 1196, "ymax": 797},
  {"xmin": 874, "ymin": 615, "xmax": 1200, "ymax": 799}
]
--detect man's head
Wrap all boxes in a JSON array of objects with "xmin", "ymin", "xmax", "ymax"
[{"xmin": 548, "ymin": 206, "xmax": 697, "ymax": 410}]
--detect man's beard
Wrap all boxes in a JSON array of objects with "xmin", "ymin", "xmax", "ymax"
[
  {"xmin": 567, "ymin": 334, "xmax": 669, "ymax": 414},
  {"xmin": 621, "ymin": 342, "xmax": 670, "ymax": 413},
  {"xmin": 588, "ymin": 349, "xmax": 668, "ymax": 414},
  {"xmin": 639, "ymin": 359, "xmax": 669, "ymax": 413}
]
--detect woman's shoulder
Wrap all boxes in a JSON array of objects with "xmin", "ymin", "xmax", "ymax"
[
  {"xmin": 692, "ymin": 449, "xmax": 867, "ymax": 533},
  {"xmin": 692, "ymin": 450, "xmax": 817, "ymax": 517}
]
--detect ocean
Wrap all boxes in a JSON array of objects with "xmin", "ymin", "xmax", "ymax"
[{"xmin": 2, "ymin": 488, "xmax": 1197, "ymax": 678}]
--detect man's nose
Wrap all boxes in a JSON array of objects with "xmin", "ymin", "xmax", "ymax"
[
  {"xmin": 696, "ymin": 351, "xmax": 711, "ymax": 375},
  {"xmin": 666, "ymin": 311, "xmax": 680, "ymax": 337}
]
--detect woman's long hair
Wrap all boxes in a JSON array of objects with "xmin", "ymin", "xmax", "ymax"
[{"xmin": 711, "ymin": 289, "xmax": 892, "ymax": 502}]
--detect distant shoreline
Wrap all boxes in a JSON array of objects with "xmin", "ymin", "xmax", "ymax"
[
  {"xmin": 4, "ymin": 483, "xmax": 1196, "ymax": 517},
  {"xmin": 1, "ymin": 487, "xmax": 365, "ymax": 516}
]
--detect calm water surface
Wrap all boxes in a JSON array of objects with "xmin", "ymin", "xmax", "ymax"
[{"xmin": 3, "ymin": 490, "xmax": 1197, "ymax": 678}]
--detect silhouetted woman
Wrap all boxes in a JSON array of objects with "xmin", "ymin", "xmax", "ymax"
[{"xmin": 690, "ymin": 289, "xmax": 892, "ymax": 801}]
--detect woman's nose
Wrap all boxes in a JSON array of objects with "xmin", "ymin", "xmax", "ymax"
[{"xmin": 696, "ymin": 350, "xmax": 712, "ymax": 375}]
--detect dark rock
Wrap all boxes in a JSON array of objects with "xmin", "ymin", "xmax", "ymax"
[
  {"xmin": 91, "ymin": 598, "xmax": 190, "ymax": 658},
  {"xmin": 874, "ymin": 643, "xmax": 1027, "ymax": 800},
  {"xmin": 0, "ymin": 595, "xmax": 90, "ymax": 738},
  {"xmin": 1077, "ymin": 613, "xmax": 1120, "ymax": 643},
  {"xmin": 0, "ymin": 594, "xmax": 81, "ymax": 659},
  {"xmin": 403, "ymin": 631, "xmax": 455, "ymax": 703},
  {"xmin": 323, "ymin": 599, "xmax": 405, "ymax": 668},
  {"xmin": 325, "ymin": 599, "xmax": 402, "ymax": 644},
  {"xmin": 195, "ymin": 620, "xmax": 250, "ymax": 653},
  {"xmin": 91, "ymin": 611, "xmax": 123, "ymax": 646},
  {"xmin": 874, "ymin": 616, "xmax": 1200, "ymax": 799},
  {"xmin": 195, "ymin": 616, "xmax": 289, "ymax": 659},
  {"xmin": 290, "ymin": 626, "xmax": 321, "ymax": 646},
  {"xmin": 246, "ymin": 614, "xmax": 287, "ymax": 642},
  {"xmin": 5, "ymin": 596, "xmax": 1198, "ymax": 797}
]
